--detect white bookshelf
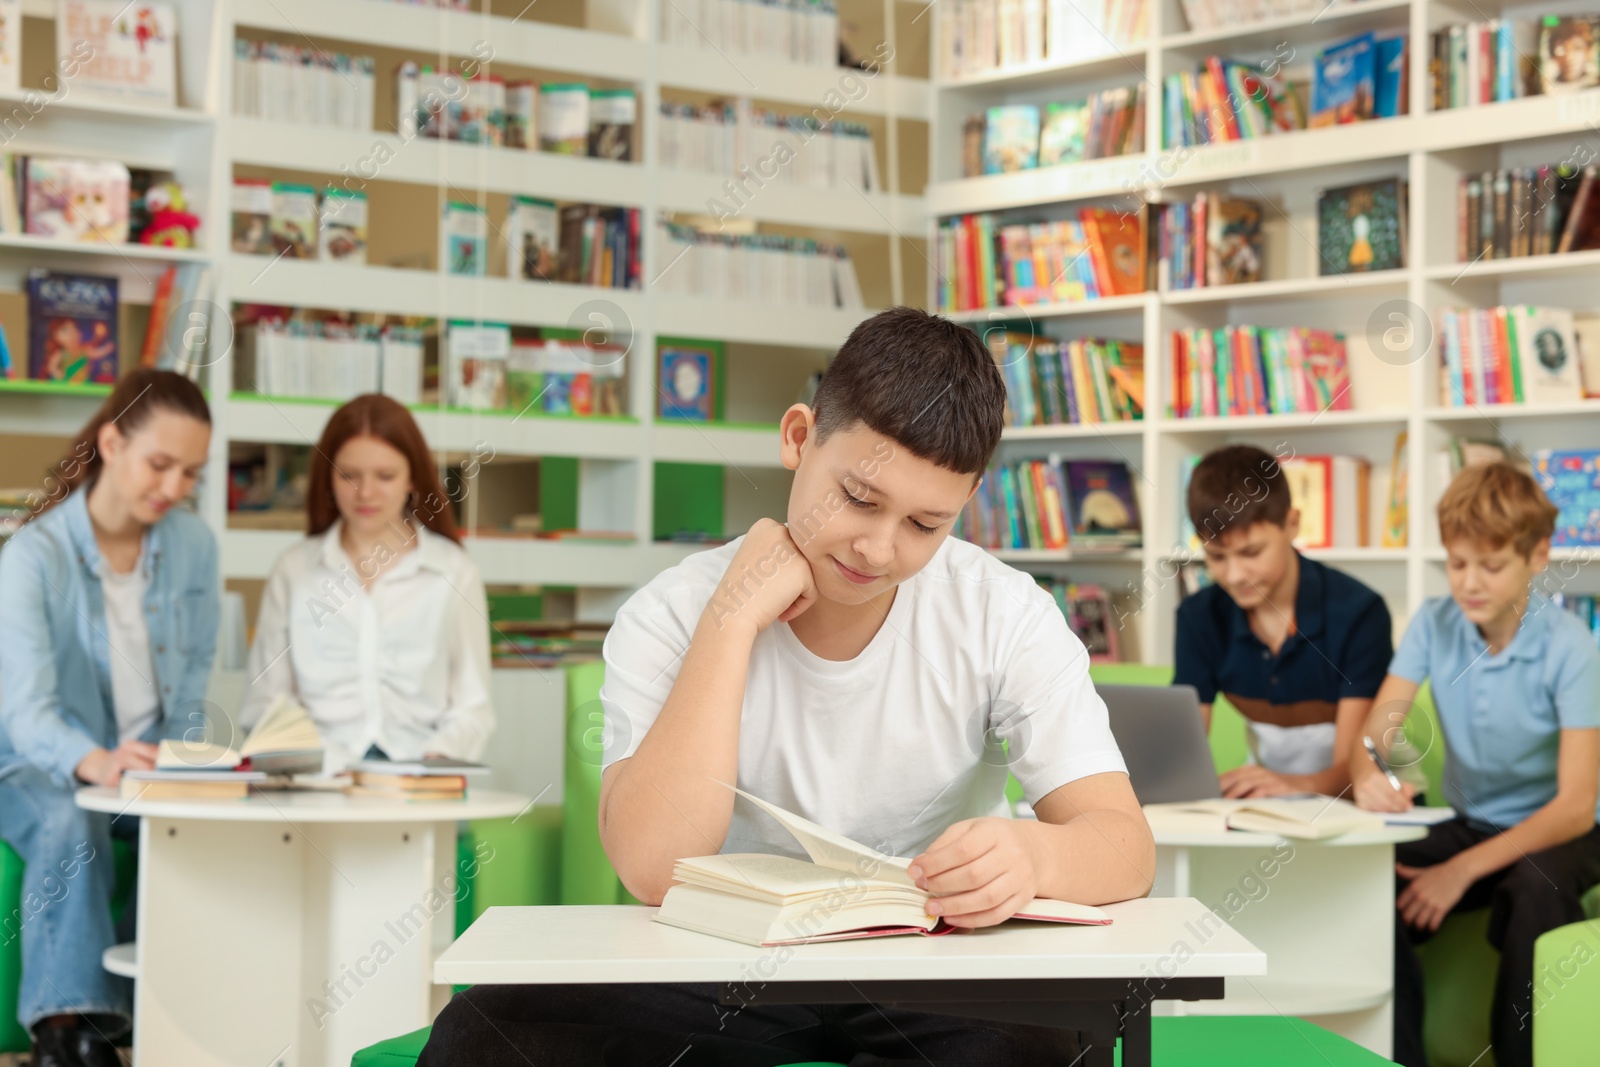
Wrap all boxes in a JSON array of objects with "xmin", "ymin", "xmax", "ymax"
[
  {"xmin": 927, "ymin": 0, "xmax": 1600, "ymax": 671},
  {"xmin": 0, "ymin": 0, "xmax": 934, "ymax": 624}
]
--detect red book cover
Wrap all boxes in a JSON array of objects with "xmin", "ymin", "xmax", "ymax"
[
  {"xmin": 1206, "ymin": 57, "xmax": 1243, "ymax": 140},
  {"xmin": 1079, "ymin": 206, "xmax": 1147, "ymax": 296}
]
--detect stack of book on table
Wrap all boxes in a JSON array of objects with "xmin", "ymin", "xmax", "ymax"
[
  {"xmin": 120, "ymin": 694, "xmax": 323, "ymax": 800},
  {"xmin": 347, "ymin": 757, "xmax": 490, "ymax": 800}
]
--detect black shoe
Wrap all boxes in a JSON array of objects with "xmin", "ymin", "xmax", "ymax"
[{"xmin": 28, "ymin": 1019, "xmax": 123, "ymax": 1067}]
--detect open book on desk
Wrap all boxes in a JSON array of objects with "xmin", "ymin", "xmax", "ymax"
[
  {"xmin": 155, "ymin": 694, "xmax": 323, "ymax": 777},
  {"xmin": 653, "ymin": 788, "xmax": 1111, "ymax": 947},
  {"xmin": 1143, "ymin": 797, "xmax": 1389, "ymax": 840}
]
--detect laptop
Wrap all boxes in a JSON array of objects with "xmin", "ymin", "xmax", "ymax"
[{"xmin": 1097, "ymin": 684, "xmax": 1222, "ymax": 805}]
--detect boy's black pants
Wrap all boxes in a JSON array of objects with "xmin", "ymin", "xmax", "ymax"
[
  {"xmin": 1393, "ymin": 817, "xmax": 1600, "ymax": 1067},
  {"xmin": 419, "ymin": 980, "xmax": 1080, "ymax": 1066}
]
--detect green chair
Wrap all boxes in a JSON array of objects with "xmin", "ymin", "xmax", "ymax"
[
  {"xmin": 1532, "ymin": 917, "xmax": 1600, "ymax": 1065},
  {"xmin": 560, "ymin": 657, "xmax": 637, "ymax": 906}
]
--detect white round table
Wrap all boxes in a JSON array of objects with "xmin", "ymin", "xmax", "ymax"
[
  {"xmin": 77, "ymin": 786, "xmax": 531, "ymax": 1067},
  {"xmin": 1145, "ymin": 810, "xmax": 1428, "ymax": 1059}
]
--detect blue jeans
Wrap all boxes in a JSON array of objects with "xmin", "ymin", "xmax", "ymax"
[{"xmin": 0, "ymin": 767, "xmax": 132, "ymax": 1034}]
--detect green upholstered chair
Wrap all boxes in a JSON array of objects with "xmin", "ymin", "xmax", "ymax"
[
  {"xmin": 560, "ymin": 657, "xmax": 637, "ymax": 906},
  {"xmin": 1531, "ymin": 917, "xmax": 1600, "ymax": 1065}
]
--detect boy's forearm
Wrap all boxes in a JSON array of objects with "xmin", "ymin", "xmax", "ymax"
[
  {"xmin": 603, "ymin": 614, "xmax": 758, "ymax": 904},
  {"xmin": 1021, "ymin": 810, "xmax": 1156, "ymax": 906}
]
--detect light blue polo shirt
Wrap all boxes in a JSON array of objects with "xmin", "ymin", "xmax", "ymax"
[{"xmin": 1391, "ymin": 593, "xmax": 1600, "ymax": 829}]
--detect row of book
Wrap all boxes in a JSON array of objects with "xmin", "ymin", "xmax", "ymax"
[
  {"xmin": 653, "ymin": 221, "xmax": 864, "ymax": 307},
  {"xmin": 935, "ymin": 0, "xmax": 1149, "ymax": 81},
  {"xmin": 1037, "ymin": 579, "xmax": 1120, "ymax": 662},
  {"xmin": 1162, "ymin": 34, "xmax": 1406, "ymax": 149},
  {"xmin": 1175, "ymin": 0, "xmax": 1340, "ymax": 33},
  {"xmin": 490, "ymin": 620, "xmax": 609, "ymax": 669},
  {"xmin": 988, "ymin": 333, "xmax": 1145, "ymax": 426},
  {"xmin": 231, "ymin": 40, "xmax": 376, "ymax": 131},
  {"xmin": 935, "ymin": 209, "xmax": 1145, "ymax": 311},
  {"xmin": 1434, "ymin": 305, "xmax": 1595, "ymax": 407},
  {"xmin": 399, "ymin": 72, "xmax": 635, "ymax": 161},
  {"xmin": 1428, "ymin": 16, "xmax": 1600, "ymax": 110},
  {"xmin": 1181, "ymin": 452, "xmax": 1375, "ymax": 550},
  {"xmin": 657, "ymin": 0, "xmax": 839, "ymax": 66},
  {"xmin": 1169, "ymin": 326, "xmax": 1352, "ymax": 418},
  {"xmin": 963, "ymin": 87, "xmax": 1145, "ymax": 177},
  {"xmin": 0, "ymin": 264, "xmax": 211, "ymax": 385},
  {"xmin": 230, "ymin": 179, "xmax": 642, "ymax": 289},
  {"xmin": 656, "ymin": 101, "xmax": 882, "ymax": 191},
  {"xmin": 955, "ymin": 457, "xmax": 1142, "ymax": 550},
  {"xmin": 236, "ymin": 321, "xmax": 426, "ymax": 405},
  {"xmin": 1155, "ymin": 194, "xmax": 1262, "ymax": 290},
  {"xmin": 444, "ymin": 327, "xmax": 627, "ymax": 416},
  {"xmin": 1457, "ymin": 164, "xmax": 1600, "ymax": 262}
]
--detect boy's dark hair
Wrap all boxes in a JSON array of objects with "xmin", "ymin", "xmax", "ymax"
[
  {"xmin": 1186, "ymin": 444, "xmax": 1290, "ymax": 544},
  {"xmin": 811, "ymin": 307, "xmax": 1006, "ymax": 475}
]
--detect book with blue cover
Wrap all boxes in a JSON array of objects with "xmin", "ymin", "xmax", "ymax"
[
  {"xmin": 27, "ymin": 270, "xmax": 118, "ymax": 383},
  {"xmin": 1374, "ymin": 36, "xmax": 1407, "ymax": 117},
  {"xmin": 1533, "ymin": 449, "xmax": 1600, "ymax": 547},
  {"xmin": 1311, "ymin": 32, "xmax": 1376, "ymax": 126}
]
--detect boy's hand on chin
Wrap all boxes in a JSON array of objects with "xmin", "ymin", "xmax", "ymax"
[
  {"xmin": 707, "ymin": 519, "xmax": 819, "ymax": 635},
  {"xmin": 908, "ymin": 817, "xmax": 1040, "ymax": 929}
]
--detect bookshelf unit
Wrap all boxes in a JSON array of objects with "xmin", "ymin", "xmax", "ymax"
[
  {"xmin": 0, "ymin": 0, "xmax": 935, "ymax": 631},
  {"xmin": 926, "ymin": 0, "xmax": 1600, "ymax": 674}
]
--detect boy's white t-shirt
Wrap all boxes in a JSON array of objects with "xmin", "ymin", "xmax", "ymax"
[{"xmin": 599, "ymin": 534, "xmax": 1128, "ymax": 860}]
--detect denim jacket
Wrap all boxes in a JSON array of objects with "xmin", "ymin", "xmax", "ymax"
[{"xmin": 0, "ymin": 485, "xmax": 219, "ymax": 784}]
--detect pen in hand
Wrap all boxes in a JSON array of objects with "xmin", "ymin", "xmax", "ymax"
[{"xmin": 1362, "ymin": 735, "xmax": 1403, "ymax": 792}]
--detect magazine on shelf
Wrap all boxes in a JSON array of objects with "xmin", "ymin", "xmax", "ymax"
[{"xmin": 58, "ymin": 1, "xmax": 177, "ymax": 107}]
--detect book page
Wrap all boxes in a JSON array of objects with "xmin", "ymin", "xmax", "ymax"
[
  {"xmin": 242, "ymin": 693, "xmax": 322, "ymax": 757},
  {"xmin": 733, "ymin": 787, "xmax": 915, "ymax": 887}
]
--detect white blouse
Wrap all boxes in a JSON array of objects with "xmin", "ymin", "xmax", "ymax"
[{"xmin": 240, "ymin": 521, "xmax": 495, "ymax": 771}]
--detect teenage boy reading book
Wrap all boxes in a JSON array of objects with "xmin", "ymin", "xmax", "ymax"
[
  {"xmin": 1175, "ymin": 445, "xmax": 1400, "ymax": 798},
  {"xmin": 1351, "ymin": 462, "xmax": 1600, "ymax": 1067},
  {"xmin": 421, "ymin": 307, "xmax": 1155, "ymax": 1066}
]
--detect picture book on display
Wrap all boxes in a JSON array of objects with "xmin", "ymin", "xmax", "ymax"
[
  {"xmin": 1037, "ymin": 579, "xmax": 1120, "ymax": 662},
  {"xmin": 1063, "ymin": 460, "xmax": 1142, "ymax": 545},
  {"xmin": 1311, "ymin": 32, "xmax": 1376, "ymax": 127},
  {"xmin": 654, "ymin": 788, "xmax": 1111, "ymax": 946},
  {"xmin": 1539, "ymin": 16, "xmax": 1600, "ymax": 93},
  {"xmin": 1279, "ymin": 455, "xmax": 1371, "ymax": 549},
  {"xmin": 1532, "ymin": 450, "xmax": 1600, "ymax": 547},
  {"xmin": 1434, "ymin": 305, "xmax": 1587, "ymax": 407},
  {"xmin": 270, "ymin": 182, "xmax": 317, "ymax": 259},
  {"xmin": 507, "ymin": 196, "xmax": 560, "ymax": 281},
  {"xmin": 27, "ymin": 270, "xmax": 117, "ymax": 383},
  {"xmin": 445, "ymin": 322, "xmax": 511, "ymax": 410},
  {"xmin": 1318, "ymin": 178, "xmax": 1406, "ymax": 274},
  {"xmin": 318, "ymin": 187, "xmax": 367, "ymax": 264},
  {"xmin": 982, "ymin": 105, "xmax": 1040, "ymax": 175},
  {"xmin": 22, "ymin": 158, "xmax": 131, "ymax": 244},
  {"xmin": 58, "ymin": 1, "xmax": 178, "ymax": 107},
  {"xmin": 442, "ymin": 201, "xmax": 489, "ymax": 276},
  {"xmin": 1155, "ymin": 195, "xmax": 1264, "ymax": 290},
  {"xmin": 231, "ymin": 178, "xmax": 273, "ymax": 254}
]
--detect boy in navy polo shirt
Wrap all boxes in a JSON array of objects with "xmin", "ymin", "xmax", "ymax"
[
  {"xmin": 1175, "ymin": 444, "xmax": 1400, "ymax": 798},
  {"xmin": 1353, "ymin": 462, "xmax": 1600, "ymax": 1067}
]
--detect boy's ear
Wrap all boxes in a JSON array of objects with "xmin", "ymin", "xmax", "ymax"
[
  {"xmin": 778, "ymin": 404, "xmax": 816, "ymax": 472},
  {"xmin": 1529, "ymin": 536, "xmax": 1552, "ymax": 573},
  {"xmin": 1282, "ymin": 508, "xmax": 1300, "ymax": 544}
]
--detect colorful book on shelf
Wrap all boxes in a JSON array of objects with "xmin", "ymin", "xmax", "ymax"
[
  {"xmin": 1062, "ymin": 459, "xmax": 1141, "ymax": 545},
  {"xmin": 1039, "ymin": 102, "xmax": 1088, "ymax": 166},
  {"xmin": 982, "ymin": 105, "xmax": 1040, "ymax": 175},
  {"xmin": 1317, "ymin": 178, "xmax": 1406, "ymax": 275},
  {"xmin": 1310, "ymin": 32, "xmax": 1376, "ymax": 127},
  {"xmin": 1038, "ymin": 579, "xmax": 1120, "ymax": 662},
  {"xmin": 22, "ymin": 158, "xmax": 131, "ymax": 244},
  {"xmin": 1169, "ymin": 326, "xmax": 1350, "ymax": 418},
  {"xmin": 507, "ymin": 196, "xmax": 560, "ymax": 281},
  {"xmin": 58, "ymin": 1, "xmax": 178, "ymax": 107},
  {"xmin": 231, "ymin": 177, "xmax": 273, "ymax": 254},
  {"xmin": 445, "ymin": 322, "xmax": 510, "ymax": 410},
  {"xmin": 1538, "ymin": 16, "xmax": 1600, "ymax": 94},
  {"xmin": 1532, "ymin": 450, "xmax": 1600, "ymax": 547},
  {"xmin": 27, "ymin": 271, "xmax": 117, "ymax": 384},
  {"xmin": 1374, "ymin": 35, "xmax": 1408, "ymax": 118},
  {"xmin": 1382, "ymin": 432, "xmax": 1408, "ymax": 549},
  {"xmin": 655, "ymin": 788, "xmax": 1110, "ymax": 947},
  {"xmin": 1434, "ymin": 305, "xmax": 1585, "ymax": 407},
  {"xmin": 1278, "ymin": 455, "xmax": 1371, "ymax": 549},
  {"xmin": 270, "ymin": 181, "xmax": 316, "ymax": 260},
  {"xmin": 441, "ymin": 200, "xmax": 489, "ymax": 276},
  {"xmin": 318, "ymin": 187, "xmax": 367, "ymax": 264},
  {"xmin": 1204, "ymin": 196, "xmax": 1263, "ymax": 286}
]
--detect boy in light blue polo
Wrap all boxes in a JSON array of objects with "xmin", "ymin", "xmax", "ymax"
[{"xmin": 1351, "ymin": 462, "xmax": 1600, "ymax": 1067}]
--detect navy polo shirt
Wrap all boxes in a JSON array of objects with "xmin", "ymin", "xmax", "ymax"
[{"xmin": 1173, "ymin": 555, "xmax": 1393, "ymax": 774}]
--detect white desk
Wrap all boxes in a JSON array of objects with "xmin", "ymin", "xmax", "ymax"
[
  {"xmin": 1146, "ymin": 813, "xmax": 1426, "ymax": 1058},
  {"xmin": 77, "ymin": 786, "xmax": 530, "ymax": 1067},
  {"xmin": 434, "ymin": 898, "xmax": 1266, "ymax": 1067}
]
